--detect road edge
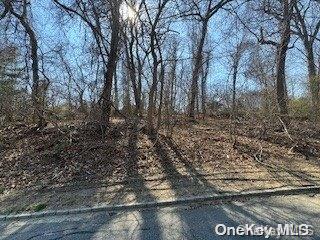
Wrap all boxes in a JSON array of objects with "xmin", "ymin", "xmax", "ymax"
[{"xmin": 1, "ymin": 186, "xmax": 319, "ymax": 221}]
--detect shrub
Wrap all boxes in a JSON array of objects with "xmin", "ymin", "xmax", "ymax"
[
  {"xmin": 289, "ymin": 97, "xmax": 311, "ymax": 120},
  {"xmin": 33, "ymin": 203, "xmax": 47, "ymax": 212}
]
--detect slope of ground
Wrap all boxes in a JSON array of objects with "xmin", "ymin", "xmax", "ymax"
[{"xmin": 1, "ymin": 117, "xmax": 320, "ymax": 214}]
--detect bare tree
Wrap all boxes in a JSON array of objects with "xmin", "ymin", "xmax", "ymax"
[
  {"xmin": 122, "ymin": 0, "xmax": 146, "ymax": 116},
  {"xmin": 142, "ymin": 0, "xmax": 171, "ymax": 131},
  {"xmin": 245, "ymin": 45, "xmax": 277, "ymax": 118},
  {"xmin": 200, "ymin": 51, "xmax": 211, "ymax": 117},
  {"xmin": 54, "ymin": 0, "xmax": 122, "ymax": 127},
  {"xmin": 292, "ymin": 0, "xmax": 320, "ymax": 117},
  {"xmin": 98, "ymin": 0, "xmax": 122, "ymax": 126},
  {"xmin": 1, "ymin": 0, "xmax": 45, "ymax": 128},
  {"xmin": 230, "ymin": 40, "xmax": 252, "ymax": 119},
  {"xmin": 258, "ymin": 0, "xmax": 296, "ymax": 125},
  {"xmin": 180, "ymin": 0, "xmax": 234, "ymax": 120}
]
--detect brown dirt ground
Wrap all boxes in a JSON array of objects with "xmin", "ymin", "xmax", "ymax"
[{"xmin": 1, "ymin": 117, "xmax": 320, "ymax": 214}]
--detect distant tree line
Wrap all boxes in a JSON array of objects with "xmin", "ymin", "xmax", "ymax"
[{"xmin": 0, "ymin": 0, "xmax": 320, "ymax": 130}]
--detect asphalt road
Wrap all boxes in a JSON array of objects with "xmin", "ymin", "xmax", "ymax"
[{"xmin": 1, "ymin": 194, "xmax": 320, "ymax": 240}]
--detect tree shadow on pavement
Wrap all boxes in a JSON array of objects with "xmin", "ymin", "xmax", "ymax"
[
  {"xmin": 122, "ymin": 119, "xmax": 162, "ymax": 240},
  {"xmin": 0, "ymin": 212, "xmax": 116, "ymax": 240},
  {"xmin": 2, "ymin": 195, "xmax": 319, "ymax": 240}
]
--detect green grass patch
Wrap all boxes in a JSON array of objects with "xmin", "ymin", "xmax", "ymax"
[{"xmin": 33, "ymin": 203, "xmax": 47, "ymax": 212}]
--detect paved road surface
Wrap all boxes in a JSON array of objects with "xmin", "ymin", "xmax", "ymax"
[{"xmin": 1, "ymin": 194, "xmax": 320, "ymax": 239}]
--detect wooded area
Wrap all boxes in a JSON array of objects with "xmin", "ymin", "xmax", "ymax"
[
  {"xmin": 1, "ymin": 0, "xmax": 320, "ymax": 212},
  {"xmin": 1, "ymin": 0, "xmax": 320, "ymax": 128}
]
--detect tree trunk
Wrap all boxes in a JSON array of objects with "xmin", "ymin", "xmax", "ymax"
[
  {"xmin": 10, "ymin": 6, "xmax": 45, "ymax": 127},
  {"xmin": 135, "ymin": 28, "xmax": 144, "ymax": 116},
  {"xmin": 232, "ymin": 61, "xmax": 239, "ymax": 120},
  {"xmin": 147, "ymin": 59, "xmax": 158, "ymax": 130},
  {"xmin": 114, "ymin": 69, "xmax": 119, "ymax": 110},
  {"xmin": 157, "ymin": 63, "xmax": 165, "ymax": 130},
  {"xmin": 125, "ymin": 37, "xmax": 141, "ymax": 116},
  {"xmin": 100, "ymin": 1, "xmax": 121, "ymax": 126},
  {"xmin": 201, "ymin": 54, "xmax": 210, "ymax": 117},
  {"xmin": 189, "ymin": 19, "xmax": 208, "ymax": 120},
  {"xmin": 275, "ymin": 45, "xmax": 289, "ymax": 122},
  {"xmin": 136, "ymin": 60, "xmax": 143, "ymax": 115},
  {"xmin": 275, "ymin": 0, "xmax": 292, "ymax": 124},
  {"xmin": 79, "ymin": 90, "xmax": 87, "ymax": 116},
  {"xmin": 147, "ymin": 27, "xmax": 159, "ymax": 131},
  {"xmin": 122, "ymin": 61, "xmax": 131, "ymax": 114},
  {"xmin": 305, "ymin": 43, "xmax": 319, "ymax": 116},
  {"xmin": 293, "ymin": 1, "xmax": 320, "ymax": 118}
]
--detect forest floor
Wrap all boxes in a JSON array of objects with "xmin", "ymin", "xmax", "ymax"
[{"xmin": 1, "ymin": 117, "xmax": 320, "ymax": 214}]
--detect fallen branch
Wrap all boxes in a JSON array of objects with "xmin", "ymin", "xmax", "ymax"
[
  {"xmin": 277, "ymin": 116, "xmax": 298, "ymax": 154},
  {"xmin": 278, "ymin": 116, "xmax": 294, "ymax": 142}
]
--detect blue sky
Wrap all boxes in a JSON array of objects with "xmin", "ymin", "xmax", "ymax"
[{"xmin": 29, "ymin": 0, "xmax": 310, "ymax": 100}]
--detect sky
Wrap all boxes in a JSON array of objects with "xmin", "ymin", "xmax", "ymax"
[{"xmin": 28, "ymin": 0, "xmax": 311, "ymax": 100}]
